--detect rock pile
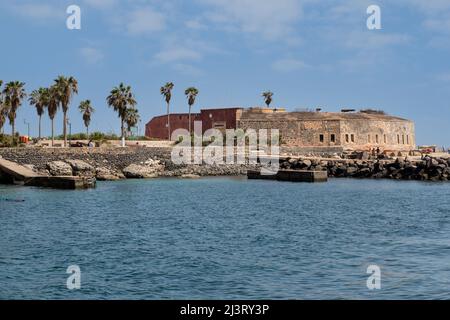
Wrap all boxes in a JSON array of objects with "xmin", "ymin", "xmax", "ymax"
[
  {"xmin": 280, "ymin": 156, "xmax": 450, "ymax": 181},
  {"xmin": 122, "ymin": 159, "xmax": 165, "ymax": 179}
]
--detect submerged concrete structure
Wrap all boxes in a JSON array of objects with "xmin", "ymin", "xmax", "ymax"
[
  {"xmin": 146, "ymin": 107, "xmax": 415, "ymax": 153},
  {"xmin": 0, "ymin": 158, "xmax": 96, "ymax": 189}
]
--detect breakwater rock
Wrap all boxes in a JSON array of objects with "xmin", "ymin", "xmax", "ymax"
[{"xmin": 280, "ymin": 156, "xmax": 450, "ymax": 181}]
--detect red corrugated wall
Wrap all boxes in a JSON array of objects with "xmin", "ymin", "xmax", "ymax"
[
  {"xmin": 145, "ymin": 108, "xmax": 241, "ymax": 140},
  {"xmin": 145, "ymin": 113, "xmax": 201, "ymax": 140},
  {"xmin": 201, "ymin": 108, "xmax": 241, "ymax": 131}
]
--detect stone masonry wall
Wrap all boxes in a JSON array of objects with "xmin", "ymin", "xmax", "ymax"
[
  {"xmin": 238, "ymin": 117, "xmax": 415, "ymax": 152},
  {"xmin": 340, "ymin": 119, "xmax": 415, "ymax": 151},
  {"xmin": 238, "ymin": 119, "xmax": 341, "ymax": 147}
]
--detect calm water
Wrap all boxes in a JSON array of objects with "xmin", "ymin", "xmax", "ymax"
[{"xmin": 1, "ymin": 178, "xmax": 450, "ymax": 300}]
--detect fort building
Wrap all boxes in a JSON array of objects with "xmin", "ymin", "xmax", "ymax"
[{"xmin": 145, "ymin": 107, "xmax": 415, "ymax": 153}]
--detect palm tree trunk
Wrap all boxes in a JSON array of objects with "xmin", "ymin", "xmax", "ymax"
[
  {"xmin": 38, "ymin": 115, "xmax": 42, "ymax": 140},
  {"xmin": 11, "ymin": 120, "xmax": 15, "ymax": 146},
  {"xmin": 86, "ymin": 126, "xmax": 89, "ymax": 140},
  {"xmin": 51, "ymin": 119, "xmax": 54, "ymax": 147},
  {"xmin": 121, "ymin": 118, "xmax": 125, "ymax": 147},
  {"xmin": 188, "ymin": 105, "xmax": 192, "ymax": 136},
  {"xmin": 167, "ymin": 102, "xmax": 170, "ymax": 141},
  {"xmin": 63, "ymin": 111, "xmax": 67, "ymax": 147}
]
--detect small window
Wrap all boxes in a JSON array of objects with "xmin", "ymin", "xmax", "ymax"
[
  {"xmin": 331, "ymin": 134, "xmax": 336, "ymax": 143},
  {"xmin": 213, "ymin": 121, "xmax": 226, "ymax": 129},
  {"xmin": 376, "ymin": 135, "xmax": 379, "ymax": 144},
  {"xmin": 319, "ymin": 134, "xmax": 324, "ymax": 143},
  {"xmin": 397, "ymin": 135, "xmax": 400, "ymax": 144},
  {"xmin": 402, "ymin": 135, "xmax": 405, "ymax": 144},
  {"xmin": 384, "ymin": 135, "xmax": 387, "ymax": 144},
  {"xmin": 407, "ymin": 135, "xmax": 409, "ymax": 144},
  {"xmin": 345, "ymin": 134, "xmax": 349, "ymax": 143},
  {"xmin": 368, "ymin": 135, "xmax": 371, "ymax": 143},
  {"xmin": 351, "ymin": 134, "xmax": 355, "ymax": 143}
]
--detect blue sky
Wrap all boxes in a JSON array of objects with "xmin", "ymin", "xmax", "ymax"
[{"xmin": 1, "ymin": 0, "xmax": 450, "ymax": 146}]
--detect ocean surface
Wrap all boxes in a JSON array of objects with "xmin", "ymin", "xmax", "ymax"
[{"xmin": 1, "ymin": 177, "xmax": 450, "ymax": 300}]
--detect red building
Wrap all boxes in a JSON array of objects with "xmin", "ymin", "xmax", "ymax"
[
  {"xmin": 145, "ymin": 113, "xmax": 201, "ymax": 140},
  {"xmin": 145, "ymin": 108, "xmax": 243, "ymax": 140}
]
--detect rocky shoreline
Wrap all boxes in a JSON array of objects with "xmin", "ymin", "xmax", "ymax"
[
  {"xmin": 0, "ymin": 147, "xmax": 258, "ymax": 181},
  {"xmin": 280, "ymin": 156, "xmax": 450, "ymax": 182},
  {"xmin": 0, "ymin": 147, "xmax": 449, "ymax": 182}
]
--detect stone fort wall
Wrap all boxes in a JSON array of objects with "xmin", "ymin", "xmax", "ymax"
[{"xmin": 238, "ymin": 115, "xmax": 415, "ymax": 152}]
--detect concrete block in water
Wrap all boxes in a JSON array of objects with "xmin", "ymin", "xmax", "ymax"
[{"xmin": 247, "ymin": 169, "xmax": 328, "ymax": 183}]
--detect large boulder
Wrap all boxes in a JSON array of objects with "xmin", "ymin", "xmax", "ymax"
[
  {"xmin": 300, "ymin": 159, "xmax": 312, "ymax": 169},
  {"xmin": 95, "ymin": 167, "xmax": 124, "ymax": 181},
  {"xmin": 66, "ymin": 160, "xmax": 94, "ymax": 176},
  {"xmin": 122, "ymin": 159, "xmax": 164, "ymax": 179},
  {"xmin": 180, "ymin": 174, "xmax": 201, "ymax": 179},
  {"xmin": 47, "ymin": 161, "xmax": 73, "ymax": 176}
]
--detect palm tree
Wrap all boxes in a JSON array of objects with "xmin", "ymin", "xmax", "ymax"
[
  {"xmin": 0, "ymin": 80, "xmax": 6, "ymax": 134},
  {"xmin": 29, "ymin": 88, "xmax": 48, "ymax": 139},
  {"xmin": 262, "ymin": 91, "xmax": 274, "ymax": 108},
  {"xmin": 125, "ymin": 108, "xmax": 140, "ymax": 136},
  {"xmin": 79, "ymin": 100, "xmax": 95, "ymax": 138},
  {"xmin": 0, "ymin": 103, "xmax": 7, "ymax": 135},
  {"xmin": 160, "ymin": 82, "xmax": 174, "ymax": 140},
  {"xmin": 184, "ymin": 87, "xmax": 199, "ymax": 135},
  {"xmin": 3, "ymin": 81, "xmax": 26, "ymax": 144},
  {"xmin": 47, "ymin": 86, "xmax": 59, "ymax": 147},
  {"xmin": 54, "ymin": 76, "xmax": 78, "ymax": 147},
  {"xmin": 107, "ymin": 83, "xmax": 137, "ymax": 147}
]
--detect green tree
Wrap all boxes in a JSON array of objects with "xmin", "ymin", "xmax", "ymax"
[
  {"xmin": 54, "ymin": 76, "xmax": 78, "ymax": 147},
  {"xmin": 29, "ymin": 88, "xmax": 48, "ymax": 139},
  {"xmin": 2, "ymin": 81, "xmax": 26, "ymax": 144},
  {"xmin": 0, "ymin": 80, "xmax": 6, "ymax": 134},
  {"xmin": 184, "ymin": 87, "xmax": 199, "ymax": 135},
  {"xmin": 262, "ymin": 91, "xmax": 274, "ymax": 108},
  {"xmin": 160, "ymin": 82, "xmax": 174, "ymax": 140},
  {"xmin": 125, "ymin": 107, "xmax": 140, "ymax": 135},
  {"xmin": 107, "ymin": 83, "xmax": 137, "ymax": 147},
  {"xmin": 47, "ymin": 86, "xmax": 59, "ymax": 147},
  {"xmin": 78, "ymin": 100, "xmax": 95, "ymax": 138}
]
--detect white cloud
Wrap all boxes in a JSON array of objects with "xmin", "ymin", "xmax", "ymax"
[
  {"xmin": 402, "ymin": 0, "xmax": 450, "ymax": 13},
  {"xmin": 80, "ymin": 47, "xmax": 104, "ymax": 64},
  {"xmin": 272, "ymin": 58, "xmax": 307, "ymax": 72},
  {"xmin": 10, "ymin": 3, "xmax": 62, "ymax": 21},
  {"xmin": 154, "ymin": 47, "xmax": 202, "ymax": 63},
  {"xmin": 198, "ymin": 0, "xmax": 305, "ymax": 40},
  {"xmin": 83, "ymin": 0, "xmax": 118, "ymax": 9},
  {"xmin": 344, "ymin": 31, "xmax": 411, "ymax": 50},
  {"xmin": 185, "ymin": 19, "xmax": 208, "ymax": 30},
  {"xmin": 126, "ymin": 7, "xmax": 166, "ymax": 35},
  {"xmin": 436, "ymin": 72, "xmax": 450, "ymax": 82},
  {"xmin": 173, "ymin": 63, "xmax": 204, "ymax": 76}
]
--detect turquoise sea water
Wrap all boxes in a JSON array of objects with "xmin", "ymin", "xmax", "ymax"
[{"xmin": 1, "ymin": 178, "xmax": 450, "ymax": 300}]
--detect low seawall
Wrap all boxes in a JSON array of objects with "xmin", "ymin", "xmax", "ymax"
[
  {"xmin": 1, "ymin": 147, "xmax": 449, "ymax": 182},
  {"xmin": 0, "ymin": 147, "xmax": 257, "ymax": 180}
]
